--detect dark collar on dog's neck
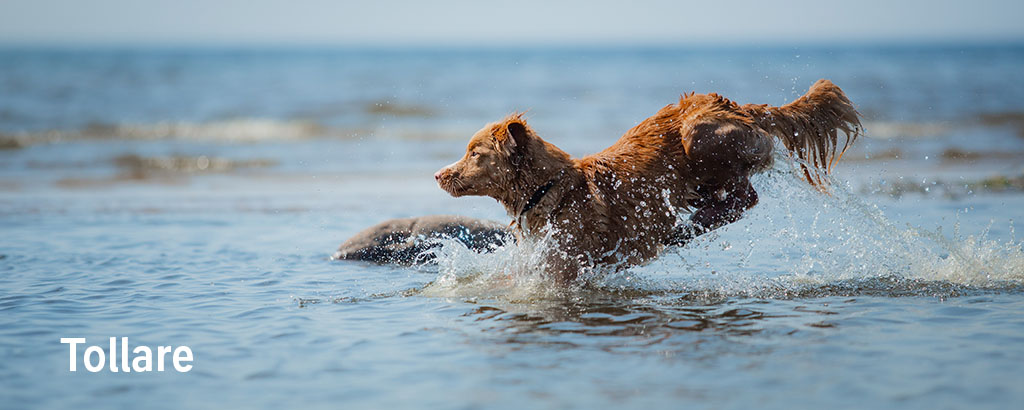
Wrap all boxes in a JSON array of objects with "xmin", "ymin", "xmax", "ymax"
[
  {"xmin": 519, "ymin": 172, "xmax": 563, "ymax": 217},
  {"xmin": 520, "ymin": 180, "xmax": 555, "ymax": 216}
]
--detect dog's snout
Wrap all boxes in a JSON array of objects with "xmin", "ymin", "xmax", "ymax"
[{"xmin": 435, "ymin": 163, "xmax": 458, "ymax": 182}]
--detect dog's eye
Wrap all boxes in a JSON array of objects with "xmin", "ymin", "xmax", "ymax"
[{"xmin": 470, "ymin": 151, "xmax": 480, "ymax": 158}]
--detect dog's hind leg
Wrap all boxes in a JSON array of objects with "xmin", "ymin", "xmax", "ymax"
[
  {"xmin": 670, "ymin": 121, "xmax": 767, "ymax": 246},
  {"xmin": 666, "ymin": 178, "xmax": 758, "ymax": 246}
]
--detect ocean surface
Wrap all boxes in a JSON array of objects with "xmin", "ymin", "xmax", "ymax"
[{"xmin": 2, "ymin": 45, "xmax": 1024, "ymax": 409}]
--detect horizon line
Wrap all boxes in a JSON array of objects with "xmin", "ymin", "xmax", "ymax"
[{"xmin": 2, "ymin": 37, "xmax": 1023, "ymax": 51}]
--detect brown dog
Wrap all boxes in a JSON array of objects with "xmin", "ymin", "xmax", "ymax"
[{"xmin": 435, "ymin": 79, "xmax": 861, "ymax": 281}]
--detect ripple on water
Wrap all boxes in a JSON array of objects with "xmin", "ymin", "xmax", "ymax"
[{"xmin": 417, "ymin": 158, "xmax": 1024, "ymax": 304}]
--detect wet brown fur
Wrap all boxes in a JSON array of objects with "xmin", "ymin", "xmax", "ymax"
[{"xmin": 436, "ymin": 79, "xmax": 861, "ymax": 282}]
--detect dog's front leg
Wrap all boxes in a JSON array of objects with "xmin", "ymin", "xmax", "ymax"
[
  {"xmin": 543, "ymin": 248, "xmax": 586, "ymax": 284},
  {"xmin": 667, "ymin": 178, "xmax": 758, "ymax": 246}
]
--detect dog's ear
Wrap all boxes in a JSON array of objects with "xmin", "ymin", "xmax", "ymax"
[
  {"xmin": 493, "ymin": 119, "xmax": 531, "ymax": 165},
  {"xmin": 503, "ymin": 120, "xmax": 531, "ymax": 166},
  {"xmin": 507, "ymin": 121, "xmax": 530, "ymax": 150}
]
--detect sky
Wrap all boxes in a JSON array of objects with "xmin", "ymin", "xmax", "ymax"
[{"xmin": 1, "ymin": 0, "xmax": 1022, "ymax": 47}]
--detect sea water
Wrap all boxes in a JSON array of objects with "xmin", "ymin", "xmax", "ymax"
[{"xmin": 1, "ymin": 45, "xmax": 1024, "ymax": 409}]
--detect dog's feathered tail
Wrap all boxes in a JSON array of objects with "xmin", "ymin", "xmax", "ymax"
[{"xmin": 742, "ymin": 79, "xmax": 862, "ymax": 187}]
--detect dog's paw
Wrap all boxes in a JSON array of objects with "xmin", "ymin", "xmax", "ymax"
[{"xmin": 665, "ymin": 224, "xmax": 702, "ymax": 247}]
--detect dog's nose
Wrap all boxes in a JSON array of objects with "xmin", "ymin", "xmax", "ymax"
[{"xmin": 434, "ymin": 170, "xmax": 442, "ymax": 181}]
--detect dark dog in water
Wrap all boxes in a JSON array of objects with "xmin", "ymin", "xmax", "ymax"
[{"xmin": 333, "ymin": 215, "xmax": 510, "ymax": 264}]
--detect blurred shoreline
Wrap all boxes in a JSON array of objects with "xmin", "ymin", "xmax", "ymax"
[{"xmin": 2, "ymin": 45, "xmax": 1023, "ymax": 200}]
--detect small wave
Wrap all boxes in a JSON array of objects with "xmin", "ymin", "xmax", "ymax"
[
  {"xmin": 862, "ymin": 121, "xmax": 950, "ymax": 140},
  {"xmin": 112, "ymin": 154, "xmax": 276, "ymax": 174},
  {"xmin": 978, "ymin": 111, "xmax": 1024, "ymax": 138},
  {"xmin": 419, "ymin": 154, "xmax": 1024, "ymax": 302},
  {"xmin": 52, "ymin": 154, "xmax": 278, "ymax": 188},
  {"xmin": 0, "ymin": 118, "xmax": 348, "ymax": 146},
  {"xmin": 364, "ymin": 101, "xmax": 436, "ymax": 117},
  {"xmin": 858, "ymin": 171, "xmax": 1024, "ymax": 199}
]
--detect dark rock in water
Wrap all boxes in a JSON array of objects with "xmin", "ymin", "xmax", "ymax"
[
  {"xmin": 335, "ymin": 215, "xmax": 704, "ymax": 265},
  {"xmin": 0, "ymin": 134, "xmax": 25, "ymax": 150},
  {"xmin": 333, "ymin": 215, "xmax": 511, "ymax": 265}
]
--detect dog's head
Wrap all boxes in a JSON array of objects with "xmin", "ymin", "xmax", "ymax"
[{"xmin": 435, "ymin": 114, "xmax": 537, "ymax": 199}]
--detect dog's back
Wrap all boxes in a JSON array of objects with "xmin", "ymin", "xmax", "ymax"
[{"xmin": 554, "ymin": 80, "xmax": 860, "ymax": 275}]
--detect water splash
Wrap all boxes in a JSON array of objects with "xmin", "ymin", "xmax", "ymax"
[
  {"xmin": 421, "ymin": 154, "xmax": 1024, "ymax": 301},
  {"xmin": 419, "ymin": 229, "xmax": 569, "ymax": 301}
]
